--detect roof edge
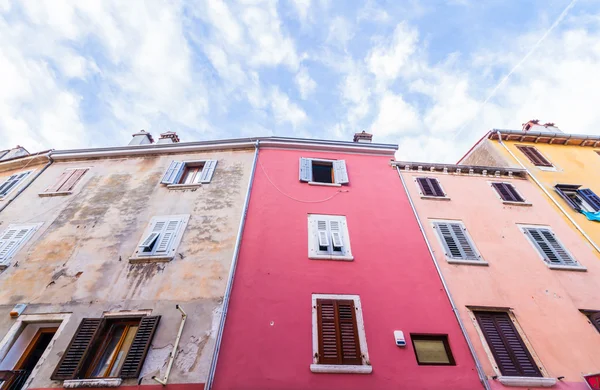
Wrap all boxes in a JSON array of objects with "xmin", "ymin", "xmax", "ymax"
[{"xmin": 393, "ymin": 160, "xmax": 527, "ymax": 178}]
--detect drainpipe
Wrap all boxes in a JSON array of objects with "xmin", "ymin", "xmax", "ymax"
[
  {"xmin": 205, "ymin": 140, "xmax": 259, "ymax": 390},
  {"xmin": 494, "ymin": 130, "xmax": 600, "ymax": 254},
  {"xmin": 396, "ymin": 166, "xmax": 491, "ymax": 390},
  {"xmin": 153, "ymin": 305, "xmax": 187, "ymax": 386},
  {"xmin": 0, "ymin": 152, "xmax": 53, "ymax": 214}
]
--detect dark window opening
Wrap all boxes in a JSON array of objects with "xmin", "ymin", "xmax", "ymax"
[
  {"xmin": 332, "ymin": 245, "xmax": 342, "ymax": 252},
  {"xmin": 319, "ymin": 245, "xmax": 328, "ymax": 251},
  {"xmin": 411, "ymin": 334, "xmax": 455, "ymax": 366},
  {"xmin": 582, "ymin": 311, "xmax": 600, "ymax": 333},
  {"xmin": 312, "ymin": 162, "xmax": 333, "ymax": 184},
  {"xmin": 16, "ymin": 328, "xmax": 58, "ymax": 371},
  {"xmin": 179, "ymin": 163, "xmax": 205, "ymax": 185}
]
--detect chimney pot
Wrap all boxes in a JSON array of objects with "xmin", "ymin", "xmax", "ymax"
[
  {"xmin": 129, "ymin": 130, "xmax": 154, "ymax": 146},
  {"xmin": 157, "ymin": 131, "xmax": 180, "ymax": 144},
  {"xmin": 353, "ymin": 130, "xmax": 373, "ymax": 143}
]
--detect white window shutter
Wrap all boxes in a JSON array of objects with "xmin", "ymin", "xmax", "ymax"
[
  {"xmin": 329, "ymin": 220, "xmax": 344, "ymax": 248},
  {"xmin": 155, "ymin": 219, "xmax": 181, "ymax": 254},
  {"xmin": 0, "ymin": 172, "xmax": 29, "ymax": 196},
  {"xmin": 333, "ymin": 160, "xmax": 349, "ymax": 184},
  {"xmin": 0, "ymin": 225, "xmax": 37, "ymax": 264},
  {"xmin": 139, "ymin": 233, "xmax": 160, "ymax": 251},
  {"xmin": 317, "ymin": 220, "xmax": 330, "ymax": 247},
  {"xmin": 161, "ymin": 161, "xmax": 184, "ymax": 184},
  {"xmin": 299, "ymin": 158, "xmax": 312, "ymax": 182},
  {"xmin": 199, "ymin": 160, "xmax": 218, "ymax": 183}
]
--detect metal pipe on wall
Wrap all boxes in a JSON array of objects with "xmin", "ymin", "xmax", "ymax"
[
  {"xmin": 153, "ymin": 305, "xmax": 187, "ymax": 386},
  {"xmin": 396, "ymin": 165, "xmax": 491, "ymax": 390},
  {"xmin": 204, "ymin": 140, "xmax": 260, "ymax": 390}
]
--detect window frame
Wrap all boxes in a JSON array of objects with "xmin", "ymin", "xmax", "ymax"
[
  {"xmin": 430, "ymin": 219, "xmax": 486, "ymax": 266},
  {"xmin": 161, "ymin": 159, "xmax": 217, "ymax": 188},
  {"xmin": 414, "ymin": 177, "xmax": 449, "ymax": 200},
  {"xmin": 518, "ymin": 224, "xmax": 585, "ymax": 271},
  {"xmin": 554, "ymin": 184, "xmax": 600, "ymax": 212},
  {"xmin": 410, "ymin": 334, "xmax": 456, "ymax": 366},
  {"xmin": 299, "ymin": 158, "xmax": 349, "ymax": 186},
  {"xmin": 307, "ymin": 214, "xmax": 353, "ymax": 261},
  {"xmin": 310, "ymin": 294, "xmax": 371, "ymax": 374},
  {"xmin": 515, "ymin": 145, "xmax": 554, "ymax": 169},
  {"xmin": 130, "ymin": 215, "xmax": 189, "ymax": 263},
  {"xmin": 489, "ymin": 181, "xmax": 530, "ymax": 205},
  {"xmin": 0, "ymin": 170, "xmax": 33, "ymax": 198}
]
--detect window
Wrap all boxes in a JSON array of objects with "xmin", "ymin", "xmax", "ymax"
[
  {"xmin": 0, "ymin": 224, "xmax": 41, "ymax": 267},
  {"xmin": 131, "ymin": 215, "xmax": 189, "ymax": 262},
  {"xmin": 521, "ymin": 226, "xmax": 582, "ymax": 269},
  {"xmin": 299, "ymin": 158, "xmax": 349, "ymax": 185},
  {"xmin": 491, "ymin": 182, "xmax": 525, "ymax": 203},
  {"xmin": 307, "ymin": 215, "xmax": 353, "ymax": 260},
  {"xmin": 516, "ymin": 145, "xmax": 552, "ymax": 167},
  {"xmin": 51, "ymin": 316, "xmax": 160, "ymax": 381},
  {"xmin": 411, "ymin": 335, "xmax": 455, "ymax": 366},
  {"xmin": 0, "ymin": 171, "xmax": 32, "ymax": 198},
  {"xmin": 583, "ymin": 311, "xmax": 600, "ymax": 333},
  {"xmin": 473, "ymin": 311, "xmax": 541, "ymax": 378},
  {"xmin": 42, "ymin": 168, "xmax": 88, "ymax": 195},
  {"xmin": 161, "ymin": 160, "xmax": 217, "ymax": 186},
  {"xmin": 416, "ymin": 177, "xmax": 446, "ymax": 198},
  {"xmin": 432, "ymin": 221, "xmax": 484, "ymax": 264},
  {"xmin": 555, "ymin": 184, "xmax": 600, "ymax": 212},
  {"xmin": 311, "ymin": 294, "xmax": 371, "ymax": 374}
]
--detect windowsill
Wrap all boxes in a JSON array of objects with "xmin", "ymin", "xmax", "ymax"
[
  {"xmin": 547, "ymin": 264, "xmax": 587, "ymax": 272},
  {"xmin": 129, "ymin": 256, "xmax": 174, "ymax": 264},
  {"xmin": 39, "ymin": 191, "xmax": 73, "ymax": 197},
  {"xmin": 308, "ymin": 182, "xmax": 342, "ymax": 187},
  {"xmin": 166, "ymin": 183, "xmax": 202, "ymax": 190},
  {"xmin": 63, "ymin": 378, "xmax": 123, "ymax": 388},
  {"xmin": 502, "ymin": 201, "xmax": 532, "ymax": 207},
  {"xmin": 310, "ymin": 364, "xmax": 372, "ymax": 374},
  {"xmin": 537, "ymin": 166, "xmax": 557, "ymax": 172},
  {"xmin": 420, "ymin": 195, "xmax": 451, "ymax": 201},
  {"xmin": 497, "ymin": 376, "xmax": 556, "ymax": 387},
  {"xmin": 309, "ymin": 254, "xmax": 354, "ymax": 261},
  {"xmin": 446, "ymin": 259, "xmax": 488, "ymax": 266}
]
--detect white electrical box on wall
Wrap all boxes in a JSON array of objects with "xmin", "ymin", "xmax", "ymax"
[{"xmin": 394, "ymin": 330, "xmax": 406, "ymax": 347}]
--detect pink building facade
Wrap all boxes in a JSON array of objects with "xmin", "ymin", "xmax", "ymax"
[
  {"xmin": 211, "ymin": 138, "xmax": 483, "ymax": 390},
  {"xmin": 398, "ymin": 162, "xmax": 600, "ymax": 390}
]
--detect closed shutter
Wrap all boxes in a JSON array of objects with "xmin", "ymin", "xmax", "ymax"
[
  {"xmin": 492, "ymin": 183, "xmax": 524, "ymax": 202},
  {"xmin": 524, "ymin": 227, "xmax": 576, "ymax": 266},
  {"xmin": 434, "ymin": 222, "xmax": 479, "ymax": 260},
  {"xmin": 119, "ymin": 316, "xmax": 161, "ymax": 378},
  {"xmin": 59, "ymin": 169, "xmax": 88, "ymax": 192},
  {"xmin": 199, "ymin": 160, "xmax": 218, "ymax": 183},
  {"xmin": 333, "ymin": 160, "xmax": 349, "ymax": 184},
  {"xmin": 317, "ymin": 220, "xmax": 330, "ymax": 247},
  {"xmin": 417, "ymin": 178, "xmax": 444, "ymax": 197},
  {"xmin": 154, "ymin": 219, "xmax": 181, "ymax": 255},
  {"xmin": 329, "ymin": 220, "xmax": 344, "ymax": 248},
  {"xmin": 588, "ymin": 312, "xmax": 600, "ymax": 333},
  {"xmin": 474, "ymin": 312, "xmax": 542, "ymax": 377},
  {"xmin": 317, "ymin": 299, "xmax": 361, "ymax": 365},
  {"xmin": 0, "ymin": 225, "xmax": 37, "ymax": 264},
  {"xmin": 51, "ymin": 318, "xmax": 104, "ymax": 380},
  {"xmin": 45, "ymin": 170, "xmax": 73, "ymax": 193},
  {"xmin": 578, "ymin": 189, "xmax": 600, "ymax": 211},
  {"xmin": 299, "ymin": 158, "xmax": 312, "ymax": 182},
  {"xmin": 161, "ymin": 161, "xmax": 184, "ymax": 184},
  {"xmin": 516, "ymin": 146, "xmax": 552, "ymax": 167}
]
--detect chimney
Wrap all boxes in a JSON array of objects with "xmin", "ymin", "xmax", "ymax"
[
  {"xmin": 353, "ymin": 131, "xmax": 373, "ymax": 143},
  {"xmin": 522, "ymin": 119, "xmax": 562, "ymax": 133},
  {"xmin": 522, "ymin": 119, "xmax": 540, "ymax": 131},
  {"xmin": 157, "ymin": 131, "xmax": 180, "ymax": 144},
  {"xmin": 0, "ymin": 146, "xmax": 30, "ymax": 161},
  {"xmin": 129, "ymin": 130, "xmax": 154, "ymax": 146}
]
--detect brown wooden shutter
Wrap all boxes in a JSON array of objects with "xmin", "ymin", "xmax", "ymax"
[
  {"xmin": 588, "ymin": 312, "xmax": 600, "ymax": 333},
  {"xmin": 492, "ymin": 183, "xmax": 523, "ymax": 202},
  {"xmin": 51, "ymin": 318, "xmax": 104, "ymax": 380},
  {"xmin": 119, "ymin": 316, "xmax": 161, "ymax": 378},
  {"xmin": 417, "ymin": 178, "xmax": 444, "ymax": 197},
  {"xmin": 317, "ymin": 299, "xmax": 361, "ymax": 365},
  {"xmin": 516, "ymin": 146, "xmax": 552, "ymax": 167},
  {"xmin": 45, "ymin": 170, "xmax": 73, "ymax": 193},
  {"xmin": 59, "ymin": 169, "xmax": 88, "ymax": 192},
  {"xmin": 474, "ymin": 312, "xmax": 541, "ymax": 378}
]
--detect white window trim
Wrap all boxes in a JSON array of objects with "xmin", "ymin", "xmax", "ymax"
[
  {"xmin": 308, "ymin": 182, "xmax": 341, "ymax": 187},
  {"xmin": 414, "ymin": 177, "xmax": 451, "ymax": 200},
  {"xmin": 302, "ymin": 158, "xmax": 348, "ymax": 185},
  {"xmin": 517, "ymin": 224, "xmax": 586, "ymax": 271},
  {"xmin": 129, "ymin": 215, "xmax": 189, "ymax": 263},
  {"xmin": 467, "ymin": 309, "xmax": 553, "ymax": 384},
  {"xmin": 0, "ymin": 170, "xmax": 34, "ymax": 199},
  {"xmin": 429, "ymin": 219, "xmax": 487, "ymax": 266},
  {"xmin": 0, "ymin": 223, "xmax": 43, "ymax": 268},
  {"xmin": 310, "ymin": 294, "xmax": 371, "ymax": 374},
  {"xmin": 161, "ymin": 160, "xmax": 217, "ymax": 187},
  {"xmin": 487, "ymin": 181, "xmax": 532, "ymax": 206},
  {"xmin": 307, "ymin": 215, "xmax": 353, "ymax": 261},
  {"xmin": 0, "ymin": 313, "xmax": 71, "ymax": 390}
]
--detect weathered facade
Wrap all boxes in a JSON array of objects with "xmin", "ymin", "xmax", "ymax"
[{"xmin": 0, "ymin": 137, "xmax": 255, "ymax": 390}]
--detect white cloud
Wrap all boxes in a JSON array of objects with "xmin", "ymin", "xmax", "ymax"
[
  {"xmin": 291, "ymin": 0, "xmax": 311, "ymax": 23},
  {"xmin": 370, "ymin": 92, "xmax": 421, "ymax": 137},
  {"xmin": 357, "ymin": 0, "xmax": 390, "ymax": 23},
  {"xmin": 295, "ymin": 67, "xmax": 317, "ymax": 99},
  {"xmin": 270, "ymin": 88, "xmax": 308, "ymax": 128},
  {"xmin": 327, "ymin": 17, "xmax": 354, "ymax": 49}
]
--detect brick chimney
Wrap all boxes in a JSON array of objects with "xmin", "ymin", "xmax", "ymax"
[
  {"xmin": 522, "ymin": 119, "xmax": 561, "ymax": 133},
  {"xmin": 157, "ymin": 131, "xmax": 180, "ymax": 144},
  {"xmin": 129, "ymin": 130, "xmax": 154, "ymax": 146},
  {"xmin": 522, "ymin": 119, "xmax": 540, "ymax": 131},
  {"xmin": 353, "ymin": 131, "xmax": 373, "ymax": 143}
]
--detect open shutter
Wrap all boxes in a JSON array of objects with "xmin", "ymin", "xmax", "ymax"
[
  {"xmin": 329, "ymin": 220, "xmax": 344, "ymax": 248},
  {"xmin": 434, "ymin": 222, "xmax": 478, "ymax": 260},
  {"xmin": 51, "ymin": 318, "xmax": 104, "ymax": 380},
  {"xmin": 199, "ymin": 160, "xmax": 218, "ymax": 183},
  {"xmin": 317, "ymin": 300, "xmax": 340, "ymax": 364},
  {"xmin": 299, "ymin": 158, "xmax": 312, "ymax": 182},
  {"xmin": 154, "ymin": 219, "xmax": 181, "ymax": 254},
  {"xmin": 554, "ymin": 185, "xmax": 581, "ymax": 210},
  {"xmin": 138, "ymin": 220, "xmax": 166, "ymax": 252},
  {"xmin": 161, "ymin": 161, "xmax": 184, "ymax": 184},
  {"xmin": 333, "ymin": 160, "xmax": 349, "ymax": 184},
  {"xmin": 589, "ymin": 312, "xmax": 600, "ymax": 333},
  {"xmin": 493, "ymin": 183, "xmax": 523, "ymax": 202},
  {"xmin": 578, "ymin": 189, "xmax": 600, "ymax": 211},
  {"xmin": 59, "ymin": 169, "xmax": 88, "ymax": 192},
  {"xmin": 45, "ymin": 170, "xmax": 73, "ymax": 193},
  {"xmin": 525, "ymin": 228, "xmax": 576, "ymax": 266},
  {"xmin": 119, "ymin": 316, "xmax": 161, "ymax": 378},
  {"xmin": 0, "ymin": 226, "xmax": 36, "ymax": 264},
  {"xmin": 317, "ymin": 220, "xmax": 330, "ymax": 247},
  {"xmin": 336, "ymin": 300, "xmax": 361, "ymax": 365},
  {"xmin": 474, "ymin": 312, "xmax": 541, "ymax": 377},
  {"xmin": 516, "ymin": 146, "xmax": 552, "ymax": 167}
]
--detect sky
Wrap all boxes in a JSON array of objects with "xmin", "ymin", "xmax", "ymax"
[{"xmin": 1, "ymin": 0, "xmax": 600, "ymax": 163}]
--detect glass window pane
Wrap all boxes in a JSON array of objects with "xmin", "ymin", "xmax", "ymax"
[
  {"xmin": 413, "ymin": 339, "xmax": 451, "ymax": 364},
  {"xmin": 91, "ymin": 326, "xmax": 125, "ymax": 377},
  {"xmin": 109, "ymin": 325, "xmax": 138, "ymax": 377}
]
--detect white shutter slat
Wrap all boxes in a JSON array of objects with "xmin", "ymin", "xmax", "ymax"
[
  {"xmin": 155, "ymin": 220, "xmax": 181, "ymax": 254},
  {"xmin": 0, "ymin": 172, "xmax": 29, "ymax": 196},
  {"xmin": 139, "ymin": 233, "xmax": 159, "ymax": 250},
  {"xmin": 329, "ymin": 220, "xmax": 344, "ymax": 248},
  {"xmin": 333, "ymin": 160, "xmax": 349, "ymax": 184},
  {"xmin": 199, "ymin": 160, "xmax": 218, "ymax": 183},
  {"xmin": 317, "ymin": 220, "xmax": 330, "ymax": 247},
  {"xmin": 299, "ymin": 158, "xmax": 312, "ymax": 182},
  {"xmin": 0, "ymin": 225, "xmax": 37, "ymax": 264},
  {"xmin": 161, "ymin": 161, "xmax": 184, "ymax": 184}
]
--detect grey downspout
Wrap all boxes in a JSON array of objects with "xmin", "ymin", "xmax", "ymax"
[
  {"xmin": 396, "ymin": 166, "xmax": 491, "ymax": 390},
  {"xmin": 495, "ymin": 130, "xmax": 600, "ymax": 254},
  {"xmin": 205, "ymin": 140, "xmax": 259, "ymax": 390},
  {"xmin": 0, "ymin": 152, "xmax": 53, "ymax": 214}
]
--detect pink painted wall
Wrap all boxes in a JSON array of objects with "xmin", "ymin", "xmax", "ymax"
[
  {"xmin": 212, "ymin": 148, "xmax": 483, "ymax": 390},
  {"xmin": 402, "ymin": 170, "xmax": 600, "ymax": 389}
]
